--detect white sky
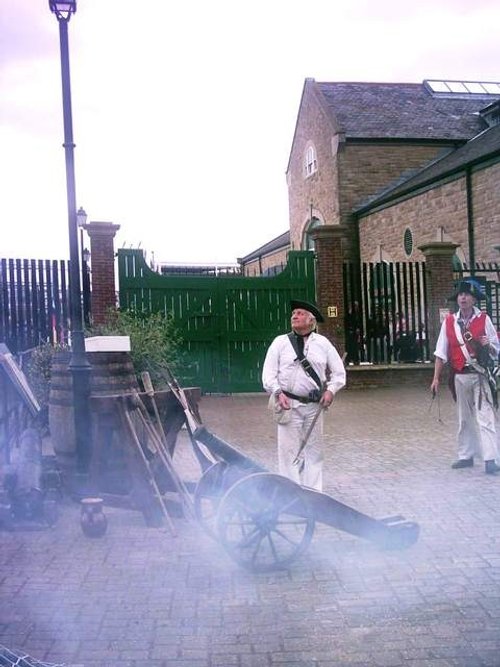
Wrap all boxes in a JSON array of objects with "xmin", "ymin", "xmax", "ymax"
[{"xmin": 1, "ymin": 0, "xmax": 500, "ymax": 264}]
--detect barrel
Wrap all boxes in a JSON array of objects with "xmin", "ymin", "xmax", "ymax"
[{"xmin": 49, "ymin": 351, "xmax": 139, "ymax": 488}]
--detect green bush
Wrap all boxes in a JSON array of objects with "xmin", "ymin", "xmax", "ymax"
[
  {"xmin": 90, "ymin": 308, "xmax": 185, "ymax": 390},
  {"xmin": 25, "ymin": 342, "xmax": 66, "ymax": 409},
  {"xmin": 24, "ymin": 309, "xmax": 185, "ymax": 419}
]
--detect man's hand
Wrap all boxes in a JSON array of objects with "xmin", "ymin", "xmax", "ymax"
[
  {"xmin": 320, "ymin": 389, "xmax": 334, "ymax": 408},
  {"xmin": 430, "ymin": 357, "xmax": 444, "ymax": 396},
  {"xmin": 276, "ymin": 391, "xmax": 291, "ymax": 410}
]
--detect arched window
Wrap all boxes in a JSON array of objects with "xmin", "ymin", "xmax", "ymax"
[
  {"xmin": 452, "ymin": 253, "xmax": 463, "ymax": 271},
  {"xmin": 303, "ymin": 144, "xmax": 317, "ymax": 178},
  {"xmin": 303, "ymin": 216, "xmax": 321, "ymax": 250}
]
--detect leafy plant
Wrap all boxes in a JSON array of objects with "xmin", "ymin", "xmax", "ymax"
[
  {"xmin": 90, "ymin": 308, "xmax": 186, "ymax": 389},
  {"xmin": 25, "ymin": 342, "xmax": 64, "ymax": 408}
]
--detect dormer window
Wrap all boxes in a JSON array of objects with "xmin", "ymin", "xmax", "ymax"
[
  {"xmin": 480, "ymin": 100, "xmax": 500, "ymax": 128},
  {"xmin": 304, "ymin": 144, "xmax": 317, "ymax": 178}
]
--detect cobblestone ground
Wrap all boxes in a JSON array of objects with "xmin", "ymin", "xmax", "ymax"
[{"xmin": 1, "ymin": 386, "xmax": 500, "ymax": 667}]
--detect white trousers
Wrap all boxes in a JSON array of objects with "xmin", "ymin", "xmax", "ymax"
[
  {"xmin": 277, "ymin": 402, "xmax": 324, "ymax": 491},
  {"xmin": 455, "ymin": 373, "xmax": 499, "ymax": 462}
]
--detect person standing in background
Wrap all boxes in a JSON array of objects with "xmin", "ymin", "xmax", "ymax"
[{"xmin": 430, "ymin": 280, "xmax": 499, "ymax": 474}]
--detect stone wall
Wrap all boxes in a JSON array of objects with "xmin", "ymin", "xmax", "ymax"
[
  {"xmin": 358, "ymin": 160, "xmax": 500, "ymax": 264},
  {"xmin": 346, "ymin": 363, "xmax": 435, "ymax": 389},
  {"xmin": 287, "ymin": 85, "xmax": 339, "ymax": 252},
  {"xmin": 286, "ymin": 79, "xmax": 451, "ymax": 263}
]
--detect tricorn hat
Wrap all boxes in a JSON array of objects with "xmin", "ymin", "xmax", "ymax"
[
  {"xmin": 450, "ymin": 279, "xmax": 485, "ymax": 301},
  {"xmin": 290, "ymin": 299, "xmax": 324, "ymax": 323}
]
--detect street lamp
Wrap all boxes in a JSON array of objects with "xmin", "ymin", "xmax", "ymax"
[
  {"xmin": 49, "ymin": 0, "xmax": 92, "ymax": 487},
  {"xmin": 77, "ymin": 207, "xmax": 91, "ymax": 328}
]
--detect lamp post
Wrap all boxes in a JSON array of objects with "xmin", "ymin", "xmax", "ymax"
[{"xmin": 49, "ymin": 0, "xmax": 92, "ymax": 486}]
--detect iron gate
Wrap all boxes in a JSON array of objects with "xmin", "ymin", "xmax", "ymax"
[{"xmin": 344, "ymin": 261, "xmax": 429, "ymax": 365}]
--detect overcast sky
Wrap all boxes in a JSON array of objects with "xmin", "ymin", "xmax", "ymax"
[{"xmin": 1, "ymin": 0, "xmax": 500, "ymax": 265}]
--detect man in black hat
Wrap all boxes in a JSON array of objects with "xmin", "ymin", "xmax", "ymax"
[
  {"xmin": 262, "ymin": 299, "xmax": 346, "ymax": 490},
  {"xmin": 430, "ymin": 280, "xmax": 500, "ymax": 474}
]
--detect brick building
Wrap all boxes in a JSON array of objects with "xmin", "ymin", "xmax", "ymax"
[
  {"xmin": 356, "ymin": 120, "xmax": 500, "ymax": 266},
  {"xmin": 240, "ymin": 78, "xmax": 500, "ymax": 271}
]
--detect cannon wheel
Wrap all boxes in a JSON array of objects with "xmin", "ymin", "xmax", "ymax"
[
  {"xmin": 193, "ymin": 461, "xmax": 228, "ymax": 536},
  {"xmin": 216, "ymin": 472, "xmax": 315, "ymax": 572}
]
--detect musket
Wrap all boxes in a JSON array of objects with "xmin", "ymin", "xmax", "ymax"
[
  {"xmin": 463, "ymin": 330, "xmax": 498, "ymax": 409},
  {"xmin": 292, "ymin": 403, "xmax": 324, "ymax": 469}
]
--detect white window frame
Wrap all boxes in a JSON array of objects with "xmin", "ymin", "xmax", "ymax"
[{"xmin": 304, "ymin": 144, "xmax": 317, "ymax": 178}]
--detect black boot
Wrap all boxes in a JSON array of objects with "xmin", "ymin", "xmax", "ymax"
[
  {"xmin": 451, "ymin": 457, "xmax": 474, "ymax": 469},
  {"xmin": 485, "ymin": 460, "xmax": 500, "ymax": 475}
]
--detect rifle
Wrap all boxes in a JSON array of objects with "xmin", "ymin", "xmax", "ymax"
[
  {"xmin": 292, "ymin": 403, "xmax": 324, "ymax": 470},
  {"xmin": 462, "ymin": 330, "xmax": 498, "ymax": 409}
]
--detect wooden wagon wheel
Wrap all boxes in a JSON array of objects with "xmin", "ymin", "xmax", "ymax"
[
  {"xmin": 216, "ymin": 472, "xmax": 315, "ymax": 572},
  {"xmin": 193, "ymin": 461, "xmax": 229, "ymax": 536}
]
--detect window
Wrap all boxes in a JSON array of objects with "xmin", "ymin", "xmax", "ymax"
[
  {"xmin": 304, "ymin": 144, "xmax": 317, "ymax": 177},
  {"xmin": 403, "ymin": 228, "xmax": 413, "ymax": 257},
  {"xmin": 303, "ymin": 216, "xmax": 321, "ymax": 250},
  {"xmin": 424, "ymin": 79, "xmax": 500, "ymax": 96}
]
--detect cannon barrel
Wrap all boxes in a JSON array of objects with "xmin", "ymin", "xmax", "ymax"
[
  {"xmin": 299, "ymin": 486, "xmax": 419, "ymax": 550},
  {"xmin": 193, "ymin": 426, "xmax": 267, "ymax": 474},
  {"xmin": 193, "ymin": 426, "xmax": 419, "ymax": 550}
]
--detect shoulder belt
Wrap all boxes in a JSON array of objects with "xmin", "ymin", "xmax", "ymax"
[{"xmin": 287, "ymin": 332, "xmax": 323, "ymax": 391}]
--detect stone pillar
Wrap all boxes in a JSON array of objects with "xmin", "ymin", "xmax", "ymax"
[
  {"xmin": 418, "ymin": 241, "xmax": 459, "ymax": 354},
  {"xmin": 310, "ymin": 225, "xmax": 349, "ymax": 355},
  {"xmin": 83, "ymin": 221, "xmax": 120, "ymax": 326}
]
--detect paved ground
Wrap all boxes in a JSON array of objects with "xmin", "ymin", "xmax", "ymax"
[{"xmin": 1, "ymin": 386, "xmax": 500, "ymax": 667}]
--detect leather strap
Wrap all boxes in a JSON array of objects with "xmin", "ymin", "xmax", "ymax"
[{"xmin": 287, "ymin": 332, "xmax": 323, "ymax": 391}]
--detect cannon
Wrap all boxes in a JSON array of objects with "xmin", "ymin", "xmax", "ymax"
[
  {"xmin": 151, "ymin": 369, "xmax": 419, "ymax": 573},
  {"xmin": 190, "ymin": 425, "xmax": 419, "ymax": 573},
  {"xmin": 106, "ymin": 369, "xmax": 419, "ymax": 572}
]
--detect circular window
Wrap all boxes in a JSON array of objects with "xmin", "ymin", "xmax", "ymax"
[{"xmin": 403, "ymin": 228, "xmax": 413, "ymax": 256}]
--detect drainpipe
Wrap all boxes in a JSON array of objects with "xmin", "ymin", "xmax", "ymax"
[{"xmin": 465, "ymin": 167, "xmax": 475, "ymax": 275}]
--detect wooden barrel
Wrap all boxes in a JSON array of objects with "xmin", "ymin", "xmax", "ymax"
[{"xmin": 49, "ymin": 351, "xmax": 139, "ymax": 487}]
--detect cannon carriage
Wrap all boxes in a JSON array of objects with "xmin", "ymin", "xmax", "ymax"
[
  {"xmin": 87, "ymin": 369, "xmax": 419, "ymax": 573},
  {"xmin": 156, "ymin": 371, "xmax": 420, "ymax": 573}
]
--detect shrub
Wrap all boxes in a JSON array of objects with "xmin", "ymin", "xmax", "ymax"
[
  {"xmin": 90, "ymin": 308, "xmax": 186, "ymax": 390},
  {"xmin": 25, "ymin": 342, "xmax": 65, "ymax": 409}
]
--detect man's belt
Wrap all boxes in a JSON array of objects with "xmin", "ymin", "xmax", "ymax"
[
  {"xmin": 456, "ymin": 366, "xmax": 478, "ymax": 374},
  {"xmin": 283, "ymin": 390, "xmax": 320, "ymax": 404}
]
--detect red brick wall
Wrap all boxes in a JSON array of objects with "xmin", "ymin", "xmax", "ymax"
[
  {"xmin": 84, "ymin": 222, "xmax": 120, "ymax": 326},
  {"xmin": 310, "ymin": 226, "xmax": 347, "ymax": 355}
]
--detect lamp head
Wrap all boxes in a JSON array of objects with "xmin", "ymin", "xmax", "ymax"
[
  {"xmin": 48, "ymin": 0, "xmax": 77, "ymax": 21},
  {"xmin": 77, "ymin": 206, "xmax": 88, "ymax": 227}
]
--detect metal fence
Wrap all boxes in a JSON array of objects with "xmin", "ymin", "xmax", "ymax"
[
  {"xmin": 344, "ymin": 261, "xmax": 429, "ymax": 365},
  {"xmin": 0, "ymin": 258, "xmax": 71, "ymax": 355},
  {"xmin": 456, "ymin": 262, "xmax": 500, "ymax": 331}
]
